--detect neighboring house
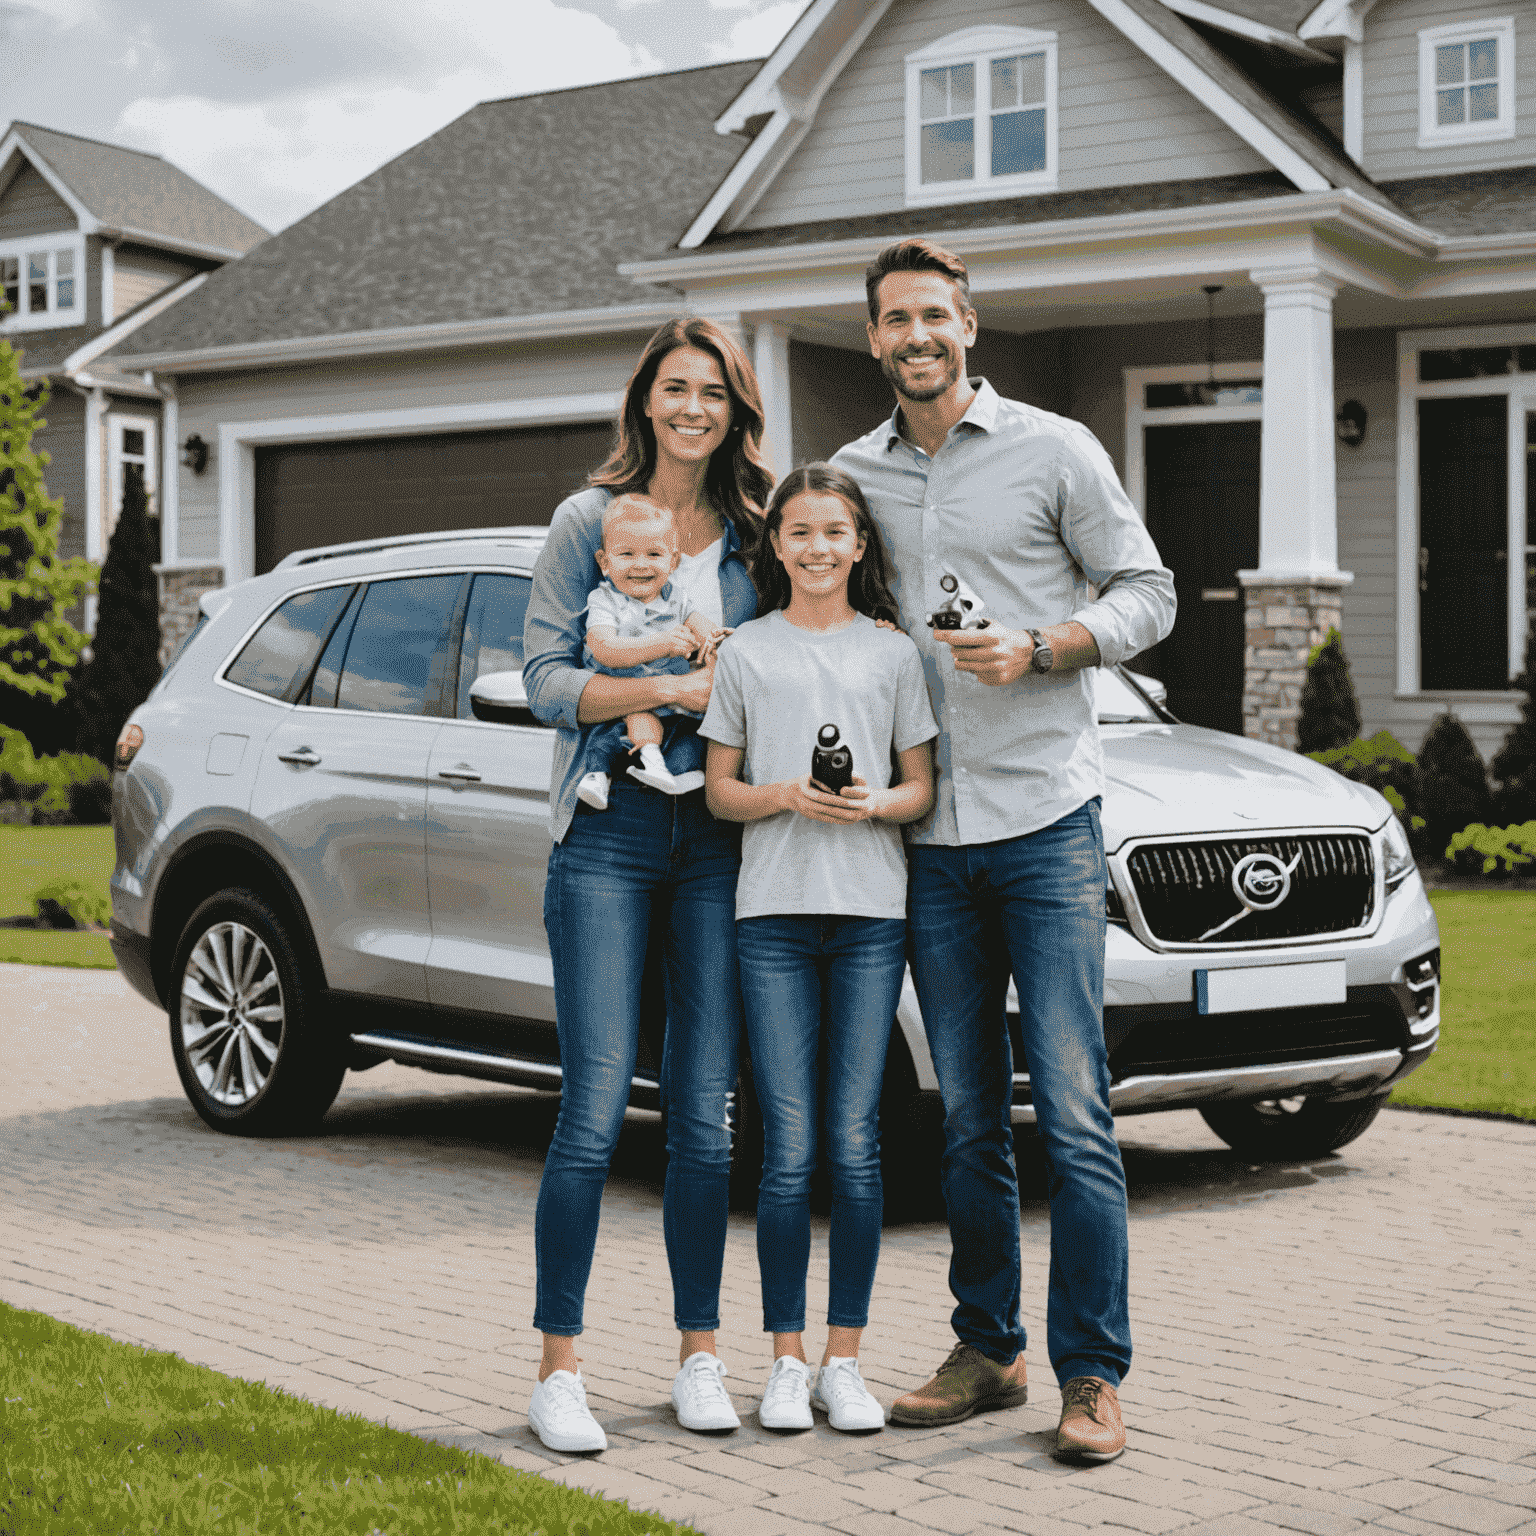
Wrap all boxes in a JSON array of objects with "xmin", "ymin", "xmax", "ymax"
[
  {"xmin": 106, "ymin": 0, "xmax": 1536, "ymax": 755},
  {"xmin": 0, "ymin": 121, "xmax": 267, "ymax": 626}
]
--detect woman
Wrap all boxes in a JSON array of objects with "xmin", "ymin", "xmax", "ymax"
[{"xmin": 521, "ymin": 318, "xmax": 773, "ymax": 1453}]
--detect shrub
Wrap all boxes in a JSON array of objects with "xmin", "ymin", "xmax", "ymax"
[
  {"xmin": 30, "ymin": 876, "xmax": 111, "ymax": 929},
  {"xmin": 1297, "ymin": 627, "xmax": 1362, "ymax": 754},
  {"xmin": 1491, "ymin": 619, "xmax": 1536, "ymax": 825},
  {"xmin": 0, "ymin": 723, "xmax": 110, "ymax": 823},
  {"xmin": 1308, "ymin": 729, "xmax": 1425, "ymax": 839},
  {"xmin": 1417, "ymin": 712, "xmax": 1493, "ymax": 861},
  {"xmin": 1445, "ymin": 821, "xmax": 1536, "ymax": 878}
]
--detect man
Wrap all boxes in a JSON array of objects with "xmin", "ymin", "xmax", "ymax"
[{"xmin": 831, "ymin": 238, "xmax": 1176, "ymax": 1463}]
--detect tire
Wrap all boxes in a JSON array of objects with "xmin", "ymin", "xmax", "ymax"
[
  {"xmin": 168, "ymin": 888, "xmax": 345, "ymax": 1136},
  {"xmin": 1200, "ymin": 1091, "xmax": 1389, "ymax": 1160}
]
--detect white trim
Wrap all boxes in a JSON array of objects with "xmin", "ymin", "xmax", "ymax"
[
  {"xmin": 1417, "ymin": 16, "xmax": 1516, "ymax": 149},
  {"xmin": 1343, "ymin": 39, "xmax": 1363, "ymax": 163},
  {"xmin": 0, "ymin": 232, "xmax": 86, "ymax": 332},
  {"xmin": 82, "ymin": 385, "xmax": 105, "ymax": 635},
  {"xmin": 213, "ymin": 391, "xmax": 622, "ymax": 584},
  {"xmin": 1161, "ymin": 0, "xmax": 1334, "ymax": 60},
  {"xmin": 89, "ymin": 223, "xmax": 255, "ymax": 263},
  {"xmin": 0, "ymin": 130, "xmax": 98, "ymax": 232},
  {"xmin": 752, "ymin": 320, "xmax": 794, "ymax": 479},
  {"xmin": 680, "ymin": 109, "xmax": 803, "ymax": 250},
  {"xmin": 1082, "ymin": 0, "xmax": 1332, "ymax": 192},
  {"xmin": 1299, "ymin": 0, "xmax": 1377, "ymax": 45},
  {"xmin": 100, "ymin": 242, "xmax": 113, "ymax": 326},
  {"xmin": 61, "ymin": 272, "xmax": 207, "ymax": 373},
  {"xmin": 904, "ymin": 27, "xmax": 1059, "ymax": 207},
  {"xmin": 161, "ymin": 379, "xmax": 179, "ymax": 564},
  {"xmin": 1123, "ymin": 361, "xmax": 1264, "ymax": 514},
  {"xmin": 105, "ymin": 410, "xmax": 158, "ymax": 534}
]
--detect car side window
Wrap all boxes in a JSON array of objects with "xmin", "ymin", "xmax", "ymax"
[
  {"xmin": 334, "ymin": 574, "xmax": 464, "ymax": 716},
  {"xmin": 224, "ymin": 584, "xmax": 355, "ymax": 702},
  {"xmin": 454, "ymin": 573, "xmax": 537, "ymax": 721}
]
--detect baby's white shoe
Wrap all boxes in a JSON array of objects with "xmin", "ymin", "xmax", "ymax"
[
  {"xmin": 813, "ymin": 1357, "xmax": 885, "ymax": 1432},
  {"xmin": 758, "ymin": 1356, "xmax": 813, "ymax": 1430},
  {"xmin": 576, "ymin": 771, "xmax": 610, "ymax": 810},
  {"xmin": 628, "ymin": 744, "xmax": 678, "ymax": 793}
]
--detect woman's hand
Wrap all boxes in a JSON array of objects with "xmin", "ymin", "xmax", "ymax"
[
  {"xmin": 785, "ymin": 773, "xmax": 880, "ymax": 824},
  {"xmin": 873, "ymin": 618, "xmax": 906, "ymax": 635}
]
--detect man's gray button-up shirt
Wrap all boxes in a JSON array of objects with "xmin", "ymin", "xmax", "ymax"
[{"xmin": 831, "ymin": 379, "xmax": 1176, "ymax": 848}]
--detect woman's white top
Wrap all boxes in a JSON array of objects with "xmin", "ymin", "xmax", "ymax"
[{"xmin": 670, "ymin": 537, "xmax": 724, "ymax": 626}]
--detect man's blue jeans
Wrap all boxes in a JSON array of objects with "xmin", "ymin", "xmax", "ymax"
[
  {"xmin": 535, "ymin": 782, "xmax": 742, "ymax": 1336},
  {"xmin": 736, "ymin": 915, "xmax": 906, "ymax": 1334},
  {"xmin": 906, "ymin": 798, "xmax": 1131, "ymax": 1388}
]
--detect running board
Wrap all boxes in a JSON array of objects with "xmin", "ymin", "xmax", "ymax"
[{"xmin": 348, "ymin": 1032, "xmax": 657, "ymax": 1094}]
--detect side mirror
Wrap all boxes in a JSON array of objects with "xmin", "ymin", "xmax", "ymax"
[{"xmin": 469, "ymin": 670, "xmax": 540, "ymax": 727}]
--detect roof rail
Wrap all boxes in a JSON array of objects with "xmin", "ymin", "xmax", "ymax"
[{"xmin": 274, "ymin": 526, "xmax": 550, "ymax": 569}]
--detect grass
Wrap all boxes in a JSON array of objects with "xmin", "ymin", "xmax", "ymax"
[
  {"xmin": 0, "ymin": 1302, "xmax": 687, "ymax": 1536},
  {"xmin": 0, "ymin": 825, "xmax": 116, "ymax": 969},
  {"xmin": 1389, "ymin": 889, "xmax": 1536, "ymax": 1122}
]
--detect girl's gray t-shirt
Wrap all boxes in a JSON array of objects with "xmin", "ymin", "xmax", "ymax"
[{"xmin": 700, "ymin": 611, "xmax": 939, "ymax": 921}]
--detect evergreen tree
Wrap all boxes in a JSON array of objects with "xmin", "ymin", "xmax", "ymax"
[
  {"xmin": 0, "ymin": 338, "xmax": 94, "ymax": 748},
  {"xmin": 1491, "ymin": 616, "xmax": 1536, "ymax": 824},
  {"xmin": 1297, "ymin": 627, "xmax": 1362, "ymax": 754},
  {"xmin": 1417, "ymin": 711, "xmax": 1493, "ymax": 860},
  {"xmin": 72, "ymin": 464, "xmax": 161, "ymax": 765}
]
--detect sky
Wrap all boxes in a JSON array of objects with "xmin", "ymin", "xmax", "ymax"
[{"xmin": 1, "ymin": 0, "xmax": 806, "ymax": 233}]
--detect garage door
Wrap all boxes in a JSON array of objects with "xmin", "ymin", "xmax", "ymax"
[{"xmin": 253, "ymin": 419, "xmax": 617, "ymax": 573}]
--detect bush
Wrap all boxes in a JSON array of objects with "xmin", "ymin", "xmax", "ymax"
[
  {"xmin": 1308, "ymin": 729, "xmax": 1425, "ymax": 840},
  {"xmin": 1297, "ymin": 627, "xmax": 1362, "ymax": 754},
  {"xmin": 0, "ymin": 724, "xmax": 110, "ymax": 824},
  {"xmin": 29, "ymin": 876, "xmax": 111, "ymax": 929},
  {"xmin": 1445, "ymin": 821, "xmax": 1536, "ymax": 878},
  {"xmin": 1418, "ymin": 712, "xmax": 1493, "ymax": 861},
  {"xmin": 1491, "ymin": 620, "xmax": 1536, "ymax": 825}
]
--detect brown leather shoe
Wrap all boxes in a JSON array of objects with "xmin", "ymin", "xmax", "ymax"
[
  {"xmin": 890, "ymin": 1342, "xmax": 1027, "ymax": 1427},
  {"xmin": 1055, "ymin": 1376, "xmax": 1125, "ymax": 1463}
]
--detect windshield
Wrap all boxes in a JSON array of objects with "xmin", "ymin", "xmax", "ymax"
[{"xmin": 1095, "ymin": 667, "xmax": 1162, "ymax": 724}]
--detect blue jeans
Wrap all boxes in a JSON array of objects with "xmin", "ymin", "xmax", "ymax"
[
  {"xmin": 906, "ymin": 799, "xmax": 1131, "ymax": 1388},
  {"xmin": 736, "ymin": 915, "xmax": 906, "ymax": 1335},
  {"xmin": 535, "ymin": 781, "xmax": 742, "ymax": 1335}
]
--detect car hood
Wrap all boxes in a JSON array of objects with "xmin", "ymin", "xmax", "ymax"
[{"xmin": 1100, "ymin": 723, "xmax": 1388, "ymax": 851}]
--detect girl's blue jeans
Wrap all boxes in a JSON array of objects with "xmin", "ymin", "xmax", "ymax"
[
  {"xmin": 535, "ymin": 782, "xmax": 742, "ymax": 1336},
  {"xmin": 736, "ymin": 914, "xmax": 907, "ymax": 1334}
]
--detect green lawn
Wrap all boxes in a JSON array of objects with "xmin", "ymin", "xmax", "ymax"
[
  {"xmin": 0, "ymin": 1302, "xmax": 685, "ymax": 1536},
  {"xmin": 0, "ymin": 825, "xmax": 116, "ymax": 969}
]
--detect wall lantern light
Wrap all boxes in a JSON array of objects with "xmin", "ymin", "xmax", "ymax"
[
  {"xmin": 181, "ymin": 433, "xmax": 210, "ymax": 474},
  {"xmin": 1336, "ymin": 400, "xmax": 1367, "ymax": 447}
]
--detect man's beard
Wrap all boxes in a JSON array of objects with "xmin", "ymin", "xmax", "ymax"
[{"xmin": 880, "ymin": 344, "xmax": 963, "ymax": 403}]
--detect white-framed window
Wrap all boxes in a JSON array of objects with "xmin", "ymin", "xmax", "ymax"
[
  {"xmin": 0, "ymin": 234, "xmax": 85, "ymax": 331},
  {"xmin": 106, "ymin": 413, "xmax": 158, "ymax": 538},
  {"xmin": 905, "ymin": 25, "xmax": 1058, "ymax": 208},
  {"xmin": 1418, "ymin": 16, "xmax": 1516, "ymax": 148}
]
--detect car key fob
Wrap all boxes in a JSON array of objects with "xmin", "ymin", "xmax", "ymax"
[{"xmin": 811, "ymin": 723, "xmax": 853, "ymax": 794}]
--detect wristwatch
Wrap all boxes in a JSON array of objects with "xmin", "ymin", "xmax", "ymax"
[{"xmin": 1026, "ymin": 628, "xmax": 1054, "ymax": 673}]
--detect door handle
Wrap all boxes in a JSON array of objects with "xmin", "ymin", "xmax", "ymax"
[
  {"xmin": 277, "ymin": 748, "xmax": 321, "ymax": 766},
  {"xmin": 438, "ymin": 765, "xmax": 482, "ymax": 782}
]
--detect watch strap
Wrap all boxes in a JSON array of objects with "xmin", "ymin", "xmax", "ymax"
[{"xmin": 1026, "ymin": 628, "xmax": 1054, "ymax": 672}]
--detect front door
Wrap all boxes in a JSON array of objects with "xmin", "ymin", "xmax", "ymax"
[{"xmin": 1139, "ymin": 420, "xmax": 1261, "ymax": 733}]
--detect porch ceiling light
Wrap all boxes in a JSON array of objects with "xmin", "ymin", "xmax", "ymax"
[{"xmin": 1336, "ymin": 400, "xmax": 1367, "ymax": 447}]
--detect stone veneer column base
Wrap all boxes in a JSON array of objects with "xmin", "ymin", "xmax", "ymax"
[
  {"xmin": 155, "ymin": 565, "xmax": 225, "ymax": 666},
  {"xmin": 1240, "ymin": 577, "xmax": 1346, "ymax": 750}
]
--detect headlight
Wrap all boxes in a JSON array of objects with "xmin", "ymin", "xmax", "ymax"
[{"xmin": 1382, "ymin": 814, "xmax": 1416, "ymax": 892}]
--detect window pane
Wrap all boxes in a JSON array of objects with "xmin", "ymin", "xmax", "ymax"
[
  {"xmin": 1016, "ymin": 51, "xmax": 1046, "ymax": 104},
  {"xmin": 56, "ymin": 278, "xmax": 73, "ymax": 308},
  {"xmin": 226, "ymin": 585, "xmax": 355, "ymax": 701},
  {"xmin": 56, "ymin": 250, "xmax": 73, "ymax": 276},
  {"xmin": 1145, "ymin": 381, "xmax": 1262, "ymax": 408},
  {"xmin": 920, "ymin": 66, "xmax": 948, "ymax": 119},
  {"xmin": 949, "ymin": 63, "xmax": 974, "ymax": 113},
  {"xmin": 921, "ymin": 118, "xmax": 974, "ymax": 182},
  {"xmin": 1468, "ymin": 37, "xmax": 1498, "ymax": 80},
  {"xmin": 305, "ymin": 585, "xmax": 362, "ymax": 709},
  {"xmin": 1435, "ymin": 43, "xmax": 1465, "ymax": 86},
  {"xmin": 28, "ymin": 254, "xmax": 46, "ymax": 313},
  {"xmin": 55, "ymin": 250, "xmax": 74, "ymax": 309},
  {"xmin": 1419, "ymin": 346, "xmax": 1516, "ymax": 381},
  {"xmin": 2, "ymin": 256, "xmax": 18, "ymax": 315},
  {"xmin": 1469, "ymin": 82, "xmax": 1499, "ymax": 121},
  {"xmin": 992, "ymin": 55, "xmax": 1021, "ymax": 108},
  {"xmin": 1437, "ymin": 88, "xmax": 1466, "ymax": 126},
  {"xmin": 992, "ymin": 108, "xmax": 1047, "ymax": 176},
  {"xmin": 455, "ymin": 574, "xmax": 532, "ymax": 718},
  {"xmin": 122, "ymin": 428, "xmax": 145, "ymax": 456},
  {"xmin": 336, "ymin": 575, "xmax": 461, "ymax": 715}
]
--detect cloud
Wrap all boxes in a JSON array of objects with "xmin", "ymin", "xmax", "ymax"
[{"xmin": 705, "ymin": 0, "xmax": 800, "ymax": 61}]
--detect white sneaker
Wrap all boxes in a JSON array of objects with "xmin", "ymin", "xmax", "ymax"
[
  {"xmin": 529, "ymin": 1369, "xmax": 607, "ymax": 1452},
  {"xmin": 758, "ymin": 1356, "xmax": 813, "ymax": 1430},
  {"xmin": 672, "ymin": 1352, "xmax": 741, "ymax": 1432},
  {"xmin": 813, "ymin": 1357, "xmax": 885, "ymax": 1432},
  {"xmin": 576, "ymin": 772, "xmax": 610, "ymax": 810}
]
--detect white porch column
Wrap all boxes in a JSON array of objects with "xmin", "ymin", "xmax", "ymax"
[
  {"xmin": 752, "ymin": 320, "xmax": 794, "ymax": 480},
  {"xmin": 82, "ymin": 385, "xmax": 105, "ymax": 635},
  {"xmin": 1239, "ymin": 265, "xmax": 1352, "ymax": 748},
  {"xmin": 159, "ymin": 376, "xmax": 179, "ymax": 564}
]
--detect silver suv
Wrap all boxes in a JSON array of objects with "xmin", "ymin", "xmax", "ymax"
[{"xmin": 110, "ymin": 528, "xmax": 1440, "ymax": 1171}]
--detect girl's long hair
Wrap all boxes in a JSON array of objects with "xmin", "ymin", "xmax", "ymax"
[
  {"xmin": 589, "ymin": 318, "xmax": 774, "ymax": 542},
  {"xmin": 751, "ymin": 463, "xmax": 901, "ymax": 625}
]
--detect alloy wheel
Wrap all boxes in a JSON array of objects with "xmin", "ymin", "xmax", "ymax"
[{"xmin": 179, "ymin": 921, "xmax": 285, "ymax": 1106}]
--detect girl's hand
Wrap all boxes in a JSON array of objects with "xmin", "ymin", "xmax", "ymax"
[
  {"xmin": 829, "ymin": 775, "xmax": 887, "ymax": 823},
  {"xmin": 783, "ymin": 774, "xmax": 868, "ymax": 824}
]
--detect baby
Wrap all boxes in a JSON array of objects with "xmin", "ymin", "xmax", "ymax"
[{"xmin": 577, "ymin": 494, "xmax": 729, "ymax": 809}]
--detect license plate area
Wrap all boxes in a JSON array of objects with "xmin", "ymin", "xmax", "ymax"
[{"xmin": 1195, "ymin": 959, "xmax": 1347, "ymax": 1015}]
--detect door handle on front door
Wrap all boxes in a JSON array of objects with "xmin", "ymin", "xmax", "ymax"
[
  {"xmin": 438, "ymin": 765, "xmax": 482, "ymax": 782},
  {"xmin": 277, "ymin": 748, "xmax": 321, "ymax": 766}
]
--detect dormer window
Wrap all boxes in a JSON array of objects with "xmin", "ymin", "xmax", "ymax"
[
  {"xmin": 906, "ymin": 26, "xmax": 1058, "ymax": 207},
  {"xmin": 1419, "ymin": 17, "xmax": 1515, "ymax": 147},
  {"xmin": 0, "ymin": 235, "xmax": 85, "ymax": 330}
]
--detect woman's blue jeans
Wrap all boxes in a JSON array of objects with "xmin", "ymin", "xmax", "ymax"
[
  {"xmin": 736, "ymin": 914, "xmax": 906, "ymax": 1335},
  {"xmin": 906, "ymin": 799, "xmax": 1132, "ymax": 1388},
  {"xmin": 535, "ymin": 782, "xmax": 742, "ymax": 1336}
]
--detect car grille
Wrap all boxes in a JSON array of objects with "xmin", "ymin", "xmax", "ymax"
[{"xmin": 1124, "ymin": 833, "xmax": 1374, "ymax": 944}]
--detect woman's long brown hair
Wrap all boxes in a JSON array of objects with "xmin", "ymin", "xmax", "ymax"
[
  {"xmin": 750, "ymin": 463, "xmax": 901, "ymax": 625},
  {"xmin": 590, "ymin": 318, "xmax": 774, "ymax": 542}
]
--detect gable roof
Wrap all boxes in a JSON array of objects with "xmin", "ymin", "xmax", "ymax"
[
  {"xmin": 1, "ymin": 122, "xmax": 268, "ymax": 259},
  {"xmin": 109, "ymin": 63, "xmax": 760, "ymax": 367}
]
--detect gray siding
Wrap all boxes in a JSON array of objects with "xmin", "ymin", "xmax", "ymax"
[
  {"xmin": 0, "ymin": 161, "xmax": 77, "ymax": 238},
  {"xmin": 1299, "ymin": 79, "xmax": 1345, "ymax": 145},
  {"xmin": 34, "ymin": 385, "xmax": 86, "ymax": 560},
  {"xmin": 113, "ymin": 243, "xmax": 197, "ymax": 320},
  {"xmin": 739, "ymin": 0, "xmax": 1270, "ymax": 232},
  {"xmin": 1362, "ymin": 0, "xmax": 1536, "ymax": 180}
]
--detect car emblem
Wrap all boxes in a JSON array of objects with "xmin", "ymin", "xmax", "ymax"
[{"xmin": 1199, "ymin": 849, "xmax": 1303, "ymax": 942}]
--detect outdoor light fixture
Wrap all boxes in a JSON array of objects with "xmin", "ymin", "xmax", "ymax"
[
  {"xmin": 181, "ymin": 433, "xmax": 209, "ymax": 474},
  {"xmin": 1336, "ymin": 400, "xmax": 1367, "ymax": 446}
]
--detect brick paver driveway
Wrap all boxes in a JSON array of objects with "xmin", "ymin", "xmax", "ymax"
[{"xmin": 3, "ymin": 962, "xmax": 1534, "ymax": 1536}]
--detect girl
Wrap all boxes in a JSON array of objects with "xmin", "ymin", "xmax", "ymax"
[{"xmin": 701, "ymin": 463, "xmax": 938, "ymax": 1433}]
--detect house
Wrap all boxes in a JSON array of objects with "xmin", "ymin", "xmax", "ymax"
[
  {"xmin": 0, "ymin": 121, "xmax": 267, "ymax": 624},
  {"xmin": 105, "ymin": 0, "xmax": 1536, "ymax": 756}
]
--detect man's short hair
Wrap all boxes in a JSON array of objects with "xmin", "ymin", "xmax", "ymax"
[
  {"xmin": 865, "ymin": 239, "xmax": 973, "ymax": 322},
  {"xmin": 601, "ymin": 493, "xmax": 676, "ymax": 547}
]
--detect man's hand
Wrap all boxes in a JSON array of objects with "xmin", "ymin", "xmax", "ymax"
[
  {"xmin": 933, "ymin": 624, "xmax": 1036, "ymax": 685},
  {"xmin": 667, "ymin": 662, "xmax": 715, "ymax": 713}
]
